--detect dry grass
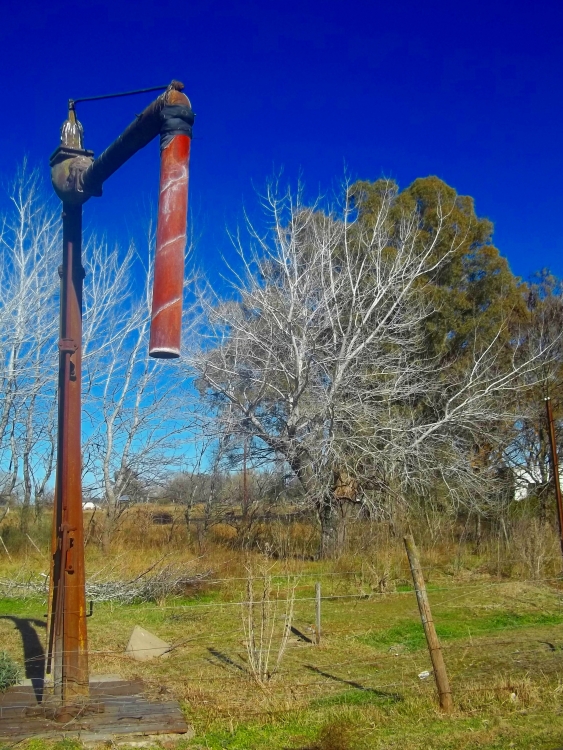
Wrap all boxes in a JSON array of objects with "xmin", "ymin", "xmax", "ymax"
[{"xmin": 1, "ymin": 512, "xmax": 563, "ymax": 748}]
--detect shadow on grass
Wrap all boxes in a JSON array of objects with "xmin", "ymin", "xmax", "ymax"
[
  {"xmin": 0, "ymin": 616, "xmax": 46, "ymax": 702},
  {"xmin": 291, "ymin": 626, "xmax": 313, "ymax": 644},
  {"xmin": 304, "ymin": 664, "xmax": 403, "ymax": 703},
  {"xmin": 206, "ymin": 647, "xmax": 246, "ymax": 673}
]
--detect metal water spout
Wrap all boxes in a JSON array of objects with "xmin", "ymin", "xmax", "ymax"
[{"xmin": 48, "ymin": 81, "xmax": 193, "ymax": 716}]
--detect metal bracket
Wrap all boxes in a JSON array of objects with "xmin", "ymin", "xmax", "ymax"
[
  {"xmin": 50, "ymin": 145, "xmax": 99, "ymax": 203},
  {"xmin": 59, "ymin": 338, "xmax": 78, "ymax": 354}
]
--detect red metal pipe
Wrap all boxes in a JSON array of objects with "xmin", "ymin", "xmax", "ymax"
[
  {"xmin": 81, "ymin": 81, "xmax": 186, "ymax": 197},
  {"xmin": 149, "ymin": 131, "xmax": 191, "ymax": 358}
]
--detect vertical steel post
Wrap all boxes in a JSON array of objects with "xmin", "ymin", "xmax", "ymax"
[
  {"xmin": 545, "ymin": 397, "xmax": 563, "ymax": 559},
  {"xmin": 48, "ymin": 202, "xmax": 89, "ymax": 708},
  {"xmin": 47, "ymin": 107, "xmax": 92, "ymax": 712}
]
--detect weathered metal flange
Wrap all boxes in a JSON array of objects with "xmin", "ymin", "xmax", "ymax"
[{"xmin": 50, "ymin": 147, "xmax": 96, "ymax": 204}]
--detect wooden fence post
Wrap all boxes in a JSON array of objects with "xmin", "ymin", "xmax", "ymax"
[
  {"xmin": 315, "ymin": 582, "xmax": 321, "ymax": 645},
  {"xmin": 404, "ymin": 534, "xmax": 453, "ymax": 713}
]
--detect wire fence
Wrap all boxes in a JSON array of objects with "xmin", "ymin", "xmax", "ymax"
[{"xmin": 1, "ymin": 570, "xmax": 562, "ymax": 725}]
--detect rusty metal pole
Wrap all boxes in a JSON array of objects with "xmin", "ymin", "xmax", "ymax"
[
  {"xmin": 50, "ymin": 203, "xmax": 89, "ymax": 708},
  {"xmin": 47, "ymin": 108, "xmax": 92, "ymax": 713},
  {"xmin": 47, "ymin": 82, "xmax": 194, "ymax": 714},
  {"xmin": 545, "ymin": 397, "xmax": 563, "ymax": 560}
]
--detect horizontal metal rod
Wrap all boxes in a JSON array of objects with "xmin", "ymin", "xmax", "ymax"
[{"xmin": 70, "ymin": 84, "xmax": 170, "ymax": 106}]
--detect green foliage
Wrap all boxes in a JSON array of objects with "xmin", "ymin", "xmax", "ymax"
[
  {"xmin": 361, "ymin": 609, "xmax": 563, "ymax": 652},
  {"xmin": 0, "ymin": 651, "xmax": 20, "ymax": 692},
  {"xmin": 350, "ymin": 176, "xmax": 527, "ymax": 365},
  {"xmin": 51, "ymin": 741, "xmax": 83, "ymax": 750},
  {"xmin": 20, "ymin": 740, "xmax": 50, "ymax": 750},
  {"xmin": 186, "ymin": 720, "xmax": 315, "ymax": 750},
  {"xmin": 310, "ymin": 688, "xmax": 398, "ymax": 708},
  {"xmin": 348, "ymin": 175, "xmax": 532, "ymax": 498}
]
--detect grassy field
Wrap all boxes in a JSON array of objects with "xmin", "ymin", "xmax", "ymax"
[{"xmin": 0, "ymin": 536, "xmax": 563, "ymax": 749}]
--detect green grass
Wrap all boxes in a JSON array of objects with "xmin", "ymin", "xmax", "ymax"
[
  {"xmin": 360, "ymin": 608, "xmax": 563, "ymax": 651},
  {"xmin": 395, "ymin": 583, "xmax": 414, "ymax": 592},
  {"xmin": 186, "ymin": 719, "xmax": 315, "ymax": 750},
  {"xmin": 0, "ymin": 597, "xmax": 43, "ymax": 615},
  {"xmin": 310, "ymin": 687, "xmax": 400, "ymax": 708},
  {"xmin": 2, "ymin": 567, "xmax": 563, "ymax": 748}
]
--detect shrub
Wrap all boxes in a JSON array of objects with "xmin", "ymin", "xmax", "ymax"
[{"xmin": 0, "ymin": 651, "xmax": 21, "ymax": 692}]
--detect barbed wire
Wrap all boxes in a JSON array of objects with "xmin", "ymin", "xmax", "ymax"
[
  {"xmin": 1, "ymin": 549, "xmax": 563, "ymax": 746},
  {"xmin": 16, "ymin": 633, "xmax": 563, "ymax": 665}
]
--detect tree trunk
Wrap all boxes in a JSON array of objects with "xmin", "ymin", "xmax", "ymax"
[
  {"xmin": 20, "ymin": 449, "xmax": 33, "ymax": 534},
  {"xmin": 318, "ymin": 496, "xmax": 354, "ymax": 558},
  {"xmin": 318, "ymin": 496, "xmax": 339, "ymax": 558},
  {"xmin": 101, "ymin": 508, "xmax": 118, "ymax": 553},
  {"xmin": 317, "ymin": 468, "xmax": 360, "ymax": 558}
]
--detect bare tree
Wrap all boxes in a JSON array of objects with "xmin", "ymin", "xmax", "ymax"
[
  {"xmin": 189, "ymin": 181, "xmax": 554, "ymax": 556},
  {"xmin": 81, "ymin": 238, "xmax": 193, "ymax": 549},
  {"xmin": 0, "ymin": 168, "xmax": 200, "ymax": 544},
  {"xmin": 0, "ymin": 168, "xmax": 60, "ymax": 526}
]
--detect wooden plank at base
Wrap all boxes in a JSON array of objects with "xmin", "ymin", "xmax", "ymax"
[
  {"xmin": 0, "ymin": 692, "xmax": 190, "ymax": 742},
  {"xmin": 90, "ymin": 679, "xmax": 145, "ymax": 697}
]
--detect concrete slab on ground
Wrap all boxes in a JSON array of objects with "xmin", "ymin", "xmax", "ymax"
[{"xmin": 126, "ymin": 625, "xmax": 171, "ymax": 661}]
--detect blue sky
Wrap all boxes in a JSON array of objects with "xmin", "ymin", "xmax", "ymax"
[{"xmin": 2, "ymin": 0, "xmax": 562, "ymax": 282}]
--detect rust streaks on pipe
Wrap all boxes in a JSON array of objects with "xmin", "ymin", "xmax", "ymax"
[{"xmin": 149, "ymin": 132, "xmax": 190, "ymax": 358}]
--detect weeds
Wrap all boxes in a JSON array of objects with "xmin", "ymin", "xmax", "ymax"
[
  {"xmin": 0, "ymin": 651, "xmax": 20, "ymax": 692},
  {"xmin": 307, "ymin": 719, "xmax": 355, "ymax": 750},
  {"xmin": 1, "ymin": 510, "xmax": 563, "ymax": 748},
  {"xmin": 0, "ymin": 559, "xmax": 211, "ymax": 603}
]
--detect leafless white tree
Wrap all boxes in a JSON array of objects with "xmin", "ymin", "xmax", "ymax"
[
  {"xmin": 188, "ymin": 181, "xmax": 554, "ymax": 555},
  {"xmin": 81, "ymin": 233, "xmax": 202, "ymax": 549},
  {"xmin": 0, "ymin": 168, "xmax": 60, "ymax": 523},
  {"xmin": 0, "ymin": 168, "xmax": 199, "ymax": 543}
]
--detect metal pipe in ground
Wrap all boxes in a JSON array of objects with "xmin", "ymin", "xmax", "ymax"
[
  {"xmin": 545, "ymin": 397, "xmax": 563, "ymax": 560},
  {"xmin": 47, "ymin": 203, "xmax": 89, "ymax": 708},
  {"xmin": 403, "ymin": 534, "xmax": 453, "ymax": 713}
]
